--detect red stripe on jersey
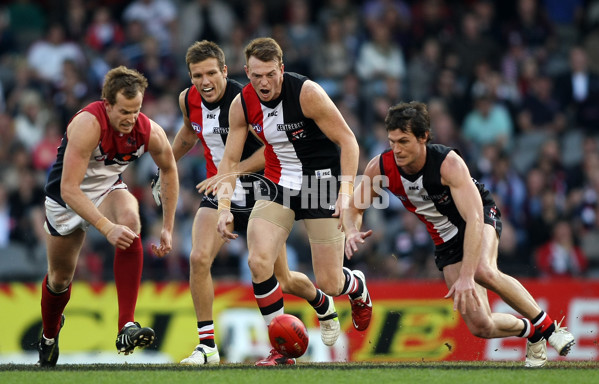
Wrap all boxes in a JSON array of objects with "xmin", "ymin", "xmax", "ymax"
[
  {"xmin": 381, "ymin": 151, "xmax": 443, "ymax": 245},
  {"xmin": 242, "ymin": 86, "xmax": 282, "ymax": 184}
]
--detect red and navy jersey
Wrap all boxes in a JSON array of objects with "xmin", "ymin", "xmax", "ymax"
[
  {"xmin": 380, "ymin": 144, "xmax": 496, "ymax": 246},
  {"xmin": 240, "ymin": 72, "xmax": 340, "ymax": 190},
  {"xmin": 44, "ymin": 101, "xmax": 152, "ymax": 206},
  {"xmin": 185, "ymin": 78, "xmax": 262, "ymax": 178}
]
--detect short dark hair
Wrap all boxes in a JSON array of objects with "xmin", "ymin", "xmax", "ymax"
[
  {"xmin": 244, "ymin": 37, "xmax": 283, "ymax": 65},
  {"xmin": 384, "ymin": 101, "xmax": 431, "ymax": 143},
  {"xmin": 185, "ymin": 40, "xmax": 226, "ymax": 72},
  {"xmin": 101, "ymin": 66, "xmax": 148, "ymax": 105}
]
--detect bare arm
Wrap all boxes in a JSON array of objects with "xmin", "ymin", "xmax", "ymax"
[
  {"xmin": 172, "ymin": 89, "xmax": 198, "ymax": 162},
  {"xmin": 61, "ymin": 112, "xmax": 105, "ymax": 227},
  {"xmin": 441, "ymin": 151, "xmax": 484, "ymax": 312},
  {"xmin": 216, "ymin": 94, "xmax": 249, "ymax": 240},
  {"xmin": 300, "ymin": 80, "xmax": 359, "ymax": 223},
  {"xmin": 342, "ymin": 155, "xmax": 380, "ymax": 259},
  {"xmin": 61, "ymin": 112, "xmax": 136, "ymax": 249},
  {"xmin": 147, "ymin": 120, "xmax": 179, "ymax": 257}
]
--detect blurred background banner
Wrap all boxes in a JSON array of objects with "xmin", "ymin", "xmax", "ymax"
[{"xmin": 1, "ymin": 278, "xmax": 597, "ymax": 364}]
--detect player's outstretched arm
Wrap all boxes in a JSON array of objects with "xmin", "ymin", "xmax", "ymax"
[
  {"xmin": 148, "ymin": 120, "xmax": 179, "ymax": 257},
  {"xmin": 343, "ymin": 155, "xmax": 381, "ymax": 259}
]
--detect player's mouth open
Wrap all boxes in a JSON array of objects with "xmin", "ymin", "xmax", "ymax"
[
  {"xmin": 260, "ymin": 89, "xmax": 269, "ymax": 96},
  {"xmin": 202, "ymin": 87, "xmax": 214, "ymax": 92}
]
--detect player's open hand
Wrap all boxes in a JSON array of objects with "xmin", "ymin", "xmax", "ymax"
[
  {"xmin": 445, "ymin": 276, "xmax": 481, "ymax": 315},
  {"xmin": 196, "ymin": 175, "xmax": 219, "ymax": 195},
  {"xmin": 216, "ymin": 210, "xmax": 237, "ymax": 242},
  {"xmin": 344, "ymin": 229, "xmax": 373, "ymax": 259}
]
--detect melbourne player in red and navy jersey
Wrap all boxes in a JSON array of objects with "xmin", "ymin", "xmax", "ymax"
[
  {"xmin": 216, "ymin": 38, "xmax": 373, "ymax": 363},
  {"xmin": 38, "ymin": 66, "xmax": 178, "ymax": 367},
  {"xmin": 167, "ymin": 41, "xmax": 341, "ymax": 366},
  {"xmin": 343, "ymin": 101, "xmax": 575, "ymax": 368}
]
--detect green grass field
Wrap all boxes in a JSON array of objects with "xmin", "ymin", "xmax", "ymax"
[{"xmin": 1, "ymin": 362, "xmax": 598, "ymax": 384}]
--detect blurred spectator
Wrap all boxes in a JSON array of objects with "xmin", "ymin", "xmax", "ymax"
[
  {"xmin": 502, "ymin": 0, "xmax": 555, "ymax": 60},
  {"xmin": 63, "ymin": 0, "xmax": 88, "ymax": 43},
  {"xmin": 122, "ymin": 0, "xmax": 177, "ymax": 52},
  {"xmin": 85, "ymin": 6, "xmax": 125, "ymax": 53},
  {"xmin": 26, "ymin": 22, "xmax": 85, "ymax": 87},
  {"xmin": 406, "ymin": 37, "xmax": 441, "ymax": 101},
  {"xmin": 387, "ymin": 209, "xmax": 436, "ymax": 279},
  {"xmin": 409, "ymin": 0, "xmax": 455, "ymax": 50},
  {"xmin": 431, "ymin": 67, "xmax": 467, "ymax": 126},
  {"xmin": 13, "ymin": 89, "xmax": 52, "ymax": 152},
  {"xmin": 53, "ymin": 59, "xmax": 90, "ymax": 128},
  {"xmin": 0, "ymin": 113, "xmax": 15, "ymax": 165},
  {"xmin": 554, "ymin": 46, "xmax": 599, "ymax": 134},
  {"xmin": 8, "ymin": 166, "xmax": 45, "ymax": 248},
  {"xmin": 516, "ymin": 72, "xmax": 566, "ymax": 135},
  {"xmin": 461, "ymin": 88, "xmax": 514, "ymax": 155},
  {"xmin": 221, "ymin": 25, "xmax": 249, "ymax": 83},
  {"xmin": 355, "ymin": 21, "xmax": 406, "ymax": 97},
  {"xmin": 242, "ymin": 0, "xmax": 272, "ymax": 41},
  {"xmin": 7, "ymin": 0, "xmax": 46, "ymax": 50},
  {"xmin": 177, "ymin": 0, "xmax": 236, "ymax": 51},
  {"xmin": 447, "ymin": 11, "xmax": 500, "ymax": 86},
  {"xmin": 284, "ymin": 0, "xmax": 320, "ymax": 77},
  {"xmin": 31, "ymin": 119, "xmax": 62, "ymax": 172},
  {"xmin": 527, "ymin": 188, "xmax": 562, "ymax": 251},
  {"xmin": 535, "ymin": 219, "xmax": 588, "ymax": 277},
  {"xmin": 132, "ymin": 36, "xmax": 179, "ymax": 98}
]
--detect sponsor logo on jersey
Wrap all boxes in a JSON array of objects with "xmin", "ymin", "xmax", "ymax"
[
  {"xmin": 267, "ymin": 110, "xmax": 278, "ymax": 117},
  {"xmin": 291, "ymin": 129, "xmax": 306, "ymax": 140},
  {"xmin": 277, "ymin": 121, "xmax": 305, "ymax": 131},
  {"xmin": 252, "ymin": 124, "xmax": 263, "ymax": 133},
  {"xmin": 315, "ymin": 168, "xmax": 332, "ymax": 179},
  {"xmin": 213, "ymin": 127, "xmax": 229, "ymax": 134}
]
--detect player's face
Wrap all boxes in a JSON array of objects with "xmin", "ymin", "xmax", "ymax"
[
  {"xmin": 245, "ymin": 56, "xmax": 284, "ymax": 102},
  {"xmin": 387, "ymin": 128, "xmax": 427, "ymax": 174},
  {"xmin": 104, "ymin": 91, "xmax": 143, "ymax": 134},
  {"xmin": 189, "ymin": 58, "xmax": 228, "ymax": 104}
]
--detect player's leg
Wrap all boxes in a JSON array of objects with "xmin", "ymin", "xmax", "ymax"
[
  {"xmin": 247, "ymin": 200, "xmax": 293, "ymax": 323},
  {"xmin": 248, "ymin": 200, "xmax": 297, "ymax": 366},
  {"xmin": 38, "ymin": 199, "xmax": 86, "ymax": 367},
  {"xmin": 474, "ymin": 224, "xmax": 574, "ymax": 357},
  {"xmin": 100, "ymin": 189, "xmax": 153, "ymax": 354},
  {"xmin": 305, "ymin": 218, "xmax": 372, "ymax": 332},
  {"xmin": 274, "ymin": 245, "xmax": 341, "ymax": 346},
  {"xmin": 180, "ymin": 206, "xmax": 226, "ymax": 365}
]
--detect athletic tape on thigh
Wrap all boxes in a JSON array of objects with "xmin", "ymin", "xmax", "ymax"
[
  {"xmin": 304, "ymin": 218, "xmax": 345, "ymax": 244},
  {"xmin": 249, "ymin": 199, "xmax": 295, "ymax": 233}
]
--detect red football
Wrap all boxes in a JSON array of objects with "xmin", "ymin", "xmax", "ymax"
[{"xmin": 268, "ymin": 314, "xmax": 309, "ymax": 358}]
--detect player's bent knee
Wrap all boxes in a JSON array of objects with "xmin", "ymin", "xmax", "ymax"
[
  {"xmin": 189, "ymin": 249, "xmax": 213, "ymax": 270},
  {"xmin": 247, "ymin": 253, "xmax": 272, "ymax": 275},
  {"xmin": 466, "ymin": 318, "xmax": 494, "ymax": 339}
]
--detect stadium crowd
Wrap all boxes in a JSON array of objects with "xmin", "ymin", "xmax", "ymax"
[{"xmin": 1, "ymin": 0, "xmax": 599, "ymax": 283}]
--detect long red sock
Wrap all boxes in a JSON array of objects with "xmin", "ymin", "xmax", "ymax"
[
  {"xmin": 114, "ymin": 235, "xmax": 143, "ymax": 330},
  {"xmin": 41, "ymin": 274, "xmax": 71, "ymax": 339}
]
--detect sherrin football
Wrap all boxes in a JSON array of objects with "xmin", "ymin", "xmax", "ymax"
[{"xmin": 268, "ymin": 314, "xmax": 309, "ymax": 358}]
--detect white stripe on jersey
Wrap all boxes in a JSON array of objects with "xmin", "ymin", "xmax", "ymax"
[
  {"xmin": 200, "ymin": 103, "xmax": 226, "ymax": 171},
  {"xmin": 261, "ymin": 102, "xmax": 303, "ymax": 190},
  {"xmin": 403, "ymin": 175, "xmax": 459, "ymax": 243},
  {"xmin": 199, "ymin": 102, "xmax": 247, "ymax": 206}
]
